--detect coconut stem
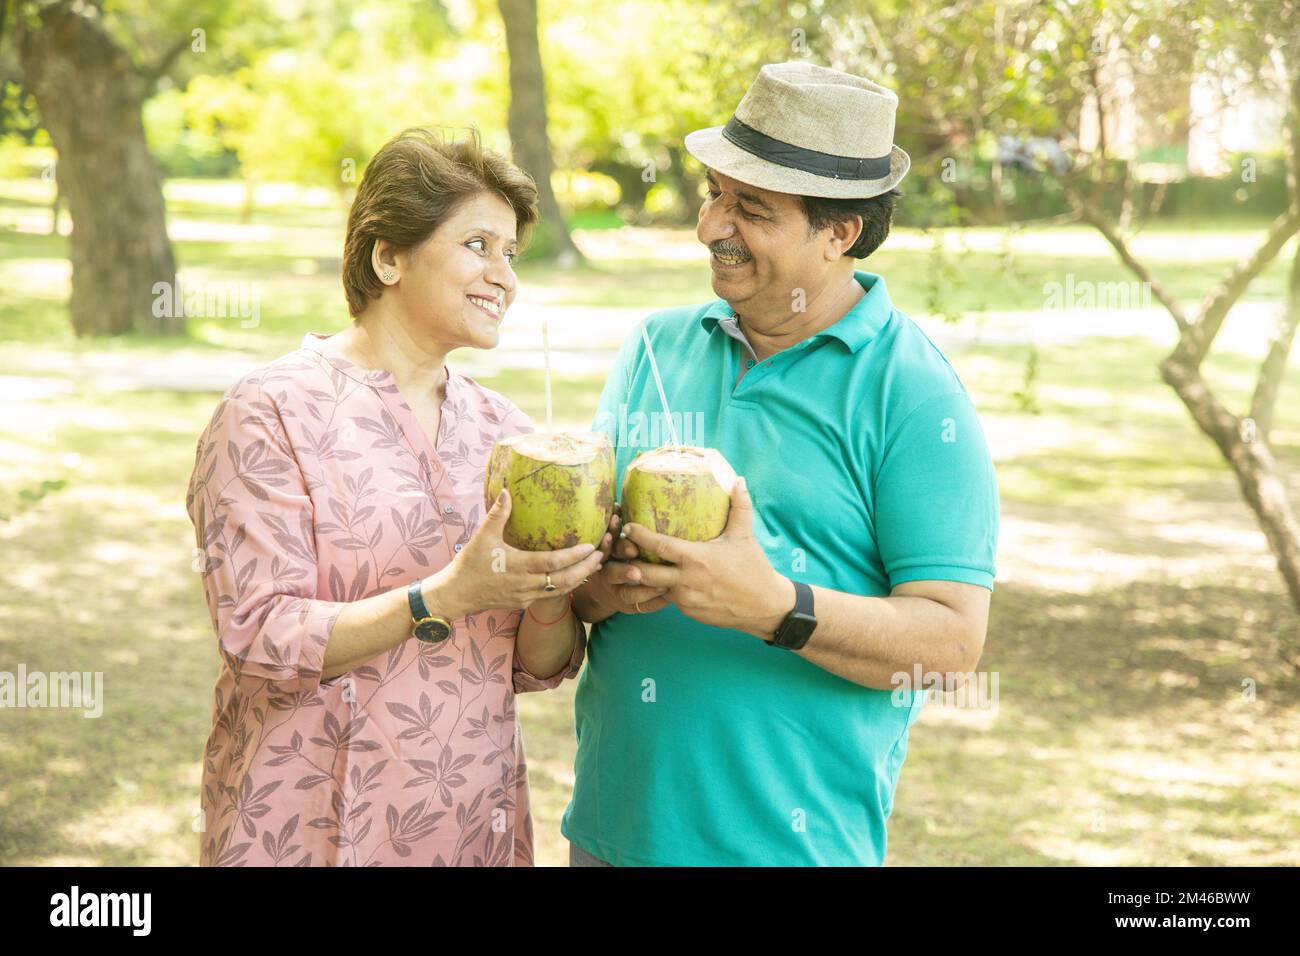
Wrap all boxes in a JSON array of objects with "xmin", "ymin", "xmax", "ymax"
[
  {"xmin": 542, "ymin": 318, "xmax": 553, "ymax": 434},
  {"xmin": 640, "ymin": 320, "xmax": 680, "ymax": 447}
]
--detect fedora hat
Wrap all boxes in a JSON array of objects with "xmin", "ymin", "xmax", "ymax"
[{"xmin": 684, "ymin": 61, "xmax": 910, "ymax": 200}]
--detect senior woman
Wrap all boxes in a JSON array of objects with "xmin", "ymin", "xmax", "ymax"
[{"xmin": 185, "ymin": 128, "xmax": 606, "ymax": 866}]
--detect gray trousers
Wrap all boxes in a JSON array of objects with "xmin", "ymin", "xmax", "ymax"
[{"xmin": 568, "ymin": 841, "xmax": 613, "ymax": 867}]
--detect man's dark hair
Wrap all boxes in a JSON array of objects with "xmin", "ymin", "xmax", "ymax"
[{"xmin": 799, "ymin": 187, "xmax": 901, "ymax": 259}]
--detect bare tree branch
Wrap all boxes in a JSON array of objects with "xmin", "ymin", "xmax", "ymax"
[
  {"xmin": 1158, "ymin": 354, "xmax": 1300, "ymax": 612},
  {"xmin": 1250, "ymin": 240, "xmax": 1300, "ymax": 437},
  {"xmin": 1064, "ymin": 180, "xmax": 1193, "ymax": 332},
  {"xmin": 139, "ymin": 34, "xmax": 192, "ymax": 92},
  {"xmin": 1286, "ymin": 49, "xmax": 1300, "ymax": 218},
  {"xmin": 1173, "ymin": 204, "xmax": 1300, "ymax": 367}
]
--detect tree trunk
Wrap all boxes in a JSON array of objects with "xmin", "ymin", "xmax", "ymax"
[
  {"xmin": 1250, "ymin": 242, "xmax": 1300, "ymax": 438},
  {"xmin": 1159, "ymin": 357, "xmax": 1300, "ymax": 613},
  {"xmin": 1066, "ymin": 175, "xmax": 1300, "ymax": 626},
  {"xmin": 18, "ymin": 1, "xmax": 181, "ymax": 336},
  {"xmin": 498, "ymin": 0, "xmax": 583, "ymax": 265}
]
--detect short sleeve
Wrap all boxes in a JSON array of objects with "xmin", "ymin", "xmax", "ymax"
[
  {"xmin": 874, "ymin": 390, "xmax": 999, "ymax": 590},
  {"xmin": 185, "ymin": 383, "xmax": 347, "ymax": 697}
]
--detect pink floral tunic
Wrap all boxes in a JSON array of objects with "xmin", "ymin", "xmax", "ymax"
[{"xmin": 185, "ymin": 331, "xmax": 585, "ymax": 866}]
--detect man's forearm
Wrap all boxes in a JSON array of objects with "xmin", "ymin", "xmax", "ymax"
[{"xmin": 754, "ymin": 584, "xmax": 983, "ymax": 691}]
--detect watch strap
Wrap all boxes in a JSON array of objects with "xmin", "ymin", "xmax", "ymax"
[
  {"xmin": 407, "ymin": 579, "xmax": 432, "ymax": 620},
  {"xmin": 767, "ymin": 580, "xmax": 815, "ymax": 649},
  {"xmin": 408, "ymin": 580, "xmax": 452, "ymax": 643},
  {"xmin": 791, "ymin": 579, "xmax": 814, "ymax": 618}
]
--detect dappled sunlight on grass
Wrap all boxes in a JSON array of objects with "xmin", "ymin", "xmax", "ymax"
[
  {"xmin": 890, "ymin": 575, "xmax": 1300, "ymax": 866},
  {"xmin": 573, "ymin": 225, "xmax": 706, "ymax": 262},
  {"xmin": 913, "ymin": 702, "xmax": 1000, "ymax": 733},
  {"xmin": 0, "ymin": 256, "xmax": 69, "ymax": 294},
  {"xmin": 2, "ymin": 188, "xmax": 1299, "ymax": 865},
  {"xmin": 57, "ymin": 802, "xmax": 195, "ymax": 866}
]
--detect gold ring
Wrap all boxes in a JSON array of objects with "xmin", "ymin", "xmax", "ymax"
[
  {"xmin": 544, "ymin": 572, "xmax": 557, "ymax": 593},
  {"xmin": 635, "ymin": 601, "xmax": 643, "ymax": 612}
]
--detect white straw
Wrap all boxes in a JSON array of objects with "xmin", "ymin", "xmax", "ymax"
[
  {"xmin": 640, "ymin": 320, "xmax": 680, "ymax": 447},
  {"xmin": 542, "ymin": 318, "xmax": 553, "ymax": 434}
]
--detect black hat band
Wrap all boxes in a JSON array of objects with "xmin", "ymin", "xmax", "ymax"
[{"xmin": 721, "ymin": 116, "xmax": 893, "ymax": 181}]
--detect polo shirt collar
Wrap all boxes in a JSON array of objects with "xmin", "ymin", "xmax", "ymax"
[{"xmin": 698, "ymin": 270, "xmax": 892, "ymax": 354}]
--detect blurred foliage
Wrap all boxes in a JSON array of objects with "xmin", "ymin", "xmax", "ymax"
[
  {"xmin": 178, "ymin": 2, "xmax": 464, "ymax": 199},
  {"xmin": 143, "ymin": 89, "xmax": 237, "ymax": 178},
  {"xmin": 1, "ymin": 0, "xmax": 1292, "ymax": 226}
]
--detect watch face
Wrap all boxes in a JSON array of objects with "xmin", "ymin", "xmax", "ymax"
[
  {"xmin": 414, "ymin": 618, "xmax": 451, "ymax": 644},
  {"xmin": 781, "ymin": 613, "xmax": 816, "ymax": 649}
]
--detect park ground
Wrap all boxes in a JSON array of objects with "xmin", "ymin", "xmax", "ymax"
[{"xmin": 0, "ymin": 180, "xmax": 1298, "ymax": 865}]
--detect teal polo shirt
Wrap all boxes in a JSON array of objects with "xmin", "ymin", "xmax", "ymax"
[{"xmin": 561, "ymin": 270, "xmax": 999, "ymax": 866}]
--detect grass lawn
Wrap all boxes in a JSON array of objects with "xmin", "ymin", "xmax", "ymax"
[{"xmin": 1, "ymin": 179, "xmax": 1298, "ymax": 866}]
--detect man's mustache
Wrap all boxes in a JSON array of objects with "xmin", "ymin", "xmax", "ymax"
[{"xmin": 709, "ymin": 241, "xmax": 752, "ymax": 261}]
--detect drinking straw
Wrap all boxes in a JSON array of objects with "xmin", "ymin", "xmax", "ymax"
[
  {"xmin": 640, "ymin": 320, "xmax": 680, "ymax": 447},
  {"xmin": 542, "ymin": 318, "xmax": 553, "ymax": 434}
]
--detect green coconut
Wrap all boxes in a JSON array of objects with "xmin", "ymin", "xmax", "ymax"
[
  {"xmin": 483, "ymin": 431, "xmax": 615, "ymax": 551},
  {"xmin": 620, "ymin": 445, "xmax": 738, "ymax": 563}
]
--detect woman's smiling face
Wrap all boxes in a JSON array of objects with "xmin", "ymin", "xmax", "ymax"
[{"xmin": 387, "ymin": 191, "xmax": 520, "ymax": 351}]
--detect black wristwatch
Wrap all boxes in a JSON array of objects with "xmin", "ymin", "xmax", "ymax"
[
  {"xmin": 408, "ymin": 580, "xmax": 453, "ymax": 644},
  {"xmin": 766, "ymin": 580, "xmax": 816, "ymax": 650}
]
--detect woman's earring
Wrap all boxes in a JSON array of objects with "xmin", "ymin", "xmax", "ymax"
[{"xmin": 382, "ymin": 270, "xmax": 394, "ymax": 282}]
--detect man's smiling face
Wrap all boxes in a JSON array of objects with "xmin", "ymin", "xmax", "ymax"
[{"xmin": 696, "ymin": 168, "xmax": 835, "ymax": 322}]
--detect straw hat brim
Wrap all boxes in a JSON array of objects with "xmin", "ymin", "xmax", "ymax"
[{"xmin": 685, "ymin": 125, "xmax": 910, "ymax": 199}]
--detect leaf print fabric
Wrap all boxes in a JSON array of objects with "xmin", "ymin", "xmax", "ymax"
[{"xmin": 186, "ymin": 332, "xmax": 585, "ymax": 866}]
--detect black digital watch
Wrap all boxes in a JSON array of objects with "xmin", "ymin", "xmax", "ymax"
[{"xmin": 767, "ymin": 580, "xmax": 816, "ymax": 650}]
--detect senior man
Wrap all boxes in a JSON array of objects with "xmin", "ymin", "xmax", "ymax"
[{"xmin": 567, "ymin": 61, "xmax": 1000, "ymax": 866}]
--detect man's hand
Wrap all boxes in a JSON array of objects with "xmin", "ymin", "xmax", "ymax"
[
  {"xmin": 573, "ymin": 507, "xmax": 671, "ymax": 622},
  {"xmin": 619, "ymin": 477, "xmax": 795, "ymax": 639}
]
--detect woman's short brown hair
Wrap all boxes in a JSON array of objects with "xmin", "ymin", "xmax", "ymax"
[{"xmin": 342, "ymin": 127, "xmax": 540, "ymax": 317}]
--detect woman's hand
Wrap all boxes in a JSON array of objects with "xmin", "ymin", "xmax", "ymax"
[{"xmin": 431, "ymin": 489, "xmax": 604, "ymax": 619}]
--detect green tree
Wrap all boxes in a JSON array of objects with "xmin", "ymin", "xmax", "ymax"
[
  {"xmin": 825, "ymin": 0, "xmax": 1300, "ymax": 647},
  {"xmin": 1056, "ymin": 0, "xmax": 1300, "ymax": 645},
  {"xmin": 183, "ymin": 1, "xmax": 460, "ymax": 215},
  {"xmin": 499, "ymin": 0, "xmax": 583, "ymax": 262},
  {"xmin": 4, "ymin": 0, "xmax": 272, "ymax": 335}
]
